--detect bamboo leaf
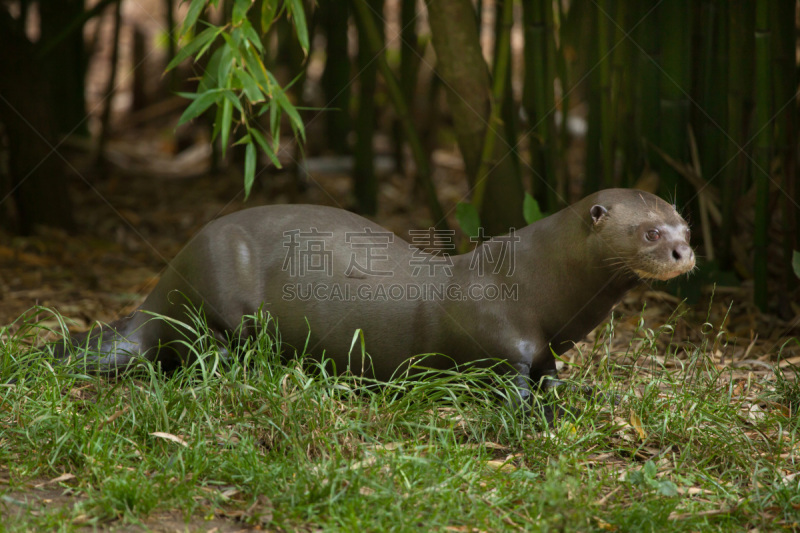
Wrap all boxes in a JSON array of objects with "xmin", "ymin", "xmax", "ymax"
[
  {"xmin": 244, "ymin": 142, "xmax": 256, "ymax": 198},
  {"xmin": 233, "ymin": 134, "xmax": 251, "ymax": 146},
  {"xmin": 243, "ymin": 47, "xmax": 271, "ymax": 92},
  {"xmin": 200, "ymin": 46, "xmax": 225, "ymax": 91},
  {"xmin": 269, "ymin": 98, "xmax": 279, "ymax": 135},
  {"xmin": 195, "ymin": 26, "xmax": 222, "ymax": 62},
  {"xmin": 261, "ymin": 0, "xmax": 280, "ymax": 33},
  {"xmin": 269, "ymin": 103, "xmax": 282, "ymax": 156},
  {"xmin": 251, "ymin": 128, "xmax": 283, "ymax": 168},
  {"xmin": 230, "ymin": 26, "xmax": 243, "ymax": 49},
  {"xmin": 220, "ymin": 97, "xmax": 233, "ymax": 157},
  {"xmin": 232, "ymin": 0, "xmax": 250, "ymax": 25},
  {"xmin": 181, "ymin": 0, "xmax": 206, "ymax": 35},
  {"xmin": 523, "ymin": 193, "xmax": 544, "ymax": 225},
  {"xmin": 455, "ymin": 202, "xmax": 481, "ymax": 239},
  {"xmin": 273, "ymin": 89, "xmax": 304, "ymax": 140},
  {"xmin": 166, "ymin": 26, "xmax": 220, "ymax": 71},
  {"xmin": 217, "ymin": 41, "xmax": 234, "ymax": 86},
  {"xmin": 288, "ymin": 0, "xmax": 309, "ymax": 53},
  {"xmin": 793, "ymin": 251, "xmax": 800, "ymax": 280},
  {"xmin": 237, "ymin": 70, "xmax": 265, "ymax": 102},
  {"xmin": 211, "ymin": 101, "xmax": 223, "ymax": 141},
  {"xmin": 177, "ymin": 90, "xmax": 222, "ymax": 126},
  {"xmin": 241, "ymin": 19, "xmax": 263, "ymax": 53},
  {"xmin": 221, "ymin": 89, "xmax": 244, "ymax": 113}
]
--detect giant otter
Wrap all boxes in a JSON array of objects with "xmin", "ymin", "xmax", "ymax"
[{"xmin": 53, "ymin": 188, "xmax": 695, "ymax": 404}]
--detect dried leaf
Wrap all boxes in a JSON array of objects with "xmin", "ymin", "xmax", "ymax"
[
  {"xmin": 150, "ymin": 432, "xmax": 188, "ymax": 447},
  {"xmin": 630, "ymin": 410, "xmax": 647, "ymax": 441},
  {"xmin": 35, "ymin": 473, "xmax": 76, "ymax": 488}
]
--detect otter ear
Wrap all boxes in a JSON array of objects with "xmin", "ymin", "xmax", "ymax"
[{"xmin": 590, "ymin": 204, "xmax": 608, "ymax": 226}]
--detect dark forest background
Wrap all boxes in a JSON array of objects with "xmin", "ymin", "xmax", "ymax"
[{"xmin": 0, "ymin": 0, "xmax": 798, "ymax": 318}]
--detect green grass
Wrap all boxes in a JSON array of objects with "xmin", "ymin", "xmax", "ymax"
[{"xmin": 1, "ymin": 308, "xmax": 798, "ymax": 531}]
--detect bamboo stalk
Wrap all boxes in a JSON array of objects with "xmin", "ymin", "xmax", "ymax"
[
  {"xmin": 522, "ymin": 0, "xmax": 556, "ymax": 209},
  {"xmin": 597, "ymin": 0, "xmax": 614, "ymax": 188},
  {"xmin": 658, "ymin": 0, "xmax": 690, "ymax": 203},
  {"xmin": 584, "ymin": 0, "xmax": 601, "ymax": 193},
  {"xmin": 689, "ymin": 127, "xmax": 715, "ymax": 261},
  {"xmin": 400, "ymin": 0, "xmax": 418, "ymax": 110},
  {"xmin": 612, "ymin": 1, "xmax": 635, "ymax": 186},
  {"xmin": 493, "ymin": 0, "xmax": 521, "ymax": 184},
  {"xmin": 752, "ymin": 0, "xmax": 772, "ymax": 311},
  {"xmin": 543, "ymin": 0, "xmax": 560, "ymax": 208},
  {"xmin": 721, "ymin": 0, "xmax": 754, "ymax": 269},
  {"xmin": 320, "ymin": 0, "xmax": 351, "ymax": 155},
  {"xmin": 555, "ymin": 0, "xmax": 571, "ymax": 202},
  {"xmin": 522, "ymin": 0, "xmax": 545, "ymax": 204},
  {"xmin": 350, "ymin": 0, "xmax": 447, "ymax": 229},
  {"xmin": 634, "ymin": 0, "xmax": 660, "ymax": 182},
  {"xmin": 771, "ymin": 1, "xmax": 798, "ymax": 299},
  {"xmin": 471, "ymin": 0, "xmax": 514, "ymax": 214},
  {"xmin": 392, "ymin": 0, "xmax": 419, "ymax": 174},
  {"xmin": 95, "ymin": 0, "xmax": 122, "ymax": 167},
  {"xmin": 697, "ymin": 0, "xmax": 727, "ymax": 228},
  {"xmin": 353, "ymin": 0, "xmax": 383, "ymax": 215},
  {"xmin": 164, "ymin": 0, "xmax": 177, "ymax": 91}
]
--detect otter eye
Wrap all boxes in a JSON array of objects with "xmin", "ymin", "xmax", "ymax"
[{"xmin": 645, "ymin": 229, "xmax": 660, "ymax": 241}]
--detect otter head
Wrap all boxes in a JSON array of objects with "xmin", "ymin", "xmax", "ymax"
[{"xmin": 590, "ymin": 191, "xmax": 696, "ymax": 281}]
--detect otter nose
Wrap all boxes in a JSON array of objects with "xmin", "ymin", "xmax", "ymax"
[{"xmin": 671, "ymin": 243, "xmax": 693, "ymax": 262}]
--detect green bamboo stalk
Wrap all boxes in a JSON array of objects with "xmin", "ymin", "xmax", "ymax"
[
  {"xmin": 350, "ymin": 0, "xmax": 447, "ymax": 229},
  {"xmin": 421, "ymin": 71, "xmax": 442, "ymax": 154},
  {"xmin": 721, "ymin": 0, "xmax": 754, "ymax": 269},
  {"xmin": 597, "ymin": 0, "xmax": 614, "ymax": 188},
  {"xmin": 400, "ymin": 0, "xmax": 418, "ymax": 109},
  {"xmin": 164, "ymin": 0, "xmax": 177, "ymax": 91},
  {"xmin": 697, "ymin": 0, "xmax": 726, "ymax": 220},
  {"xmin": 96, "ymin": 0, "xmax": 122, "ymax": 167},
  {"xmin": 543, "ymin": 0, "xmax": 560, "ymax": 208},
  {"xmin": 492, "ymin": 0, "xmax": 521, "ymax": 185},
  {"xmin": 752, "ymin": 0, "xmax": 772, "ymax": 311},
  {"xmin": 353, "ymin": 0, "xmax": 383, "ymax": 215},
  {"xmin": 392, "ymin": 0, "xmax": 419, "ymax": 173},
  {"xmin": 521, "ymin": 0, "xmax": 550, "ymax": 208},
  {"xmin": 584, "ymin": 0, "xmax": 601, "ymax": 193},
  {"xmin": 36, "ymin": 0, "xmax": 117, "ymax": 60},
  {"xmin": 471, "ymin": 0, "xmax": 513, "ymax": 214},
  {"xmin": 320, "ymin": 0, "xmax": 351, "ymax": 155},
  {"xmin": 612, "ymin": 1, "xmax": 634, "ymax": 186},
  {"xmin": 633, "ymin": 0, "xmax": 660, "ymax": 181},
  {"xmin": 522, "ymin": 0, "xmax": 545, "ymax": 205},
  {"xmin": 555, "ymin": 0, "xmax": 571, "ymax": 201},
  {"xmin": 658, "ymin": 0, "xmax": 690, "ymax": 203},
  {"xmin": 771, "ymin": 1, "xmax": 798, "ymax": 297}
]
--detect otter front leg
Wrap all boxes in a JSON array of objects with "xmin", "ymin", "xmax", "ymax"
[
  {"xmin": 502, "ymin": 336, "xmax": 546, "ymax": 413},
  {"xmin": 507, "ymin": 361, "xmax": 534, "ymax": 411},
  {"xmin": 506, "ymin": 343, "xmax": 590, "ymax": 425},
  {"xmin": 501, "ymin": 335, "xmax": 579, "ymax": 423},
  {"xmin": 531, "ymin": 365, "xmax": 563, "ymax": 390},
  {"xmin": 506, "ymin": 362, "xmax": 565, "ymax": 427},
  {"xmin": 532, "ymin": 364, "xmax": 595, "ymax": 396}
]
